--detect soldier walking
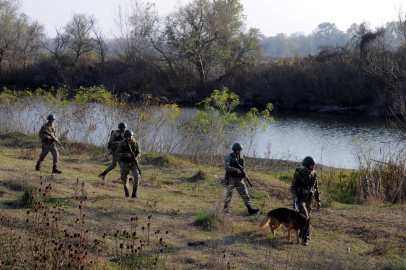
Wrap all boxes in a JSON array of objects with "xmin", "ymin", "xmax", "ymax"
[
  {"xmin": 98, "ymin": 122, "xmax": 127, "ymax": 179},
  {"xmin": 291, "ymin": 156, "xmax": 322, "ymax": 246},
  {"xmin": 224, "ymin": 143, "xmax": 259, "ymax": 215},
  {"xmin": 35, "ymin": 114, "xmax": 62, "ymax": 174},
  {"xmin": 115, "ymin": 129, "xmax": 141, "ymax": 198}
]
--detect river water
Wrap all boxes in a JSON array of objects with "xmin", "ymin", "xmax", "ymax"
[
  {"xmin": 3, "ymin": 103, "xmax": 402, "ymax": 170},
  {"xmin": 245, "ymin": 111, "xmax": 401, "ymax": 169}
]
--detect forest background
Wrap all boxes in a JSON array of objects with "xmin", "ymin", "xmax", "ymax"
[{"xmin": 2, "ymin": 0, "xmax": 406, "ymax": 116}]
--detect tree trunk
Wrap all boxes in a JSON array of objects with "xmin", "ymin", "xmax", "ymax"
[{"xmin": 198, "ymin": 54, "xmax": 205, "ymax": 85}]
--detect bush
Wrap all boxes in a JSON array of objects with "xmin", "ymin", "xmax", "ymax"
[{"xmin": 320, "ymin": 170, "xmax": 358, "ymax": 204}]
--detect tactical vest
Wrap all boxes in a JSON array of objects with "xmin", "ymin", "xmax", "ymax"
[
  {"xmin": 295, "ymin": 168, "xmax": 317, "ymax": 200},
  {"xmin": 107, "ymin": 130, "xmax": 124, "ymax": 150},
  {"xmin": 225, "ymin": 153, "xmax": 245, "ymax": 179}
]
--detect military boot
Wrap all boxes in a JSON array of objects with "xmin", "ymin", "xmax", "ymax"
[
  {"xmin": 131, "ymin": 188, "xmax": 138, "ymax": 199},
  {"xmin": 304, "ymin": 227, "xmax": 311, "ymax": 241},
  {"xmin": 52, "ymin": 167, "xmax": 62, "ymax": 174},
  {"xmin": 246, "ymin": 205, "xmax": 259, "ymax": 215},
  {"xmin": 35, "ymin": 163, "xmax": 41, "ymax": 171},
  {"xmin": 223, "ymin": 204, "xmax": 231, "ymax": 214},
  {"xmin": 125, "ymin": 190, "xmax": 130, "ymax": 198},
  {"xmin": 98, "ymin": 171, "xmax": 107, "ymax": 179},
  {"xmin": 302, "ymin": 227, "xmax": 311, "ymax": 244}
]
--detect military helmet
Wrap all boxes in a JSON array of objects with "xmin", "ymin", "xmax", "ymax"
[
  {"xmin": 231, "ymin": 143, "xmax": 243, "ymax": 151},
  {"xmin": 118, "ymin": 122, "xmax": 127, "ymax": 129},
  {"xmin": 302, "ymin": 156, "xmax": 316, "ymax": 167},
  {"xmin": 124, "ymin": 129, "xmax": 134, "ymax": 138},
  {"xmin": 47, "ymin": 114, "xmax": 56, "ymax": 120}
]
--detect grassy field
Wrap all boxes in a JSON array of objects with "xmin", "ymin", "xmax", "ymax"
[{"xmin": 0, "ymin": 132, "xmax": 405, "ymax": 269}]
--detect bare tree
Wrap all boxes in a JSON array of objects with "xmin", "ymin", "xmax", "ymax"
[
  {"xmin": 92, "ymin": 25, "xmax": 109, "ymax": 80},
  {"xmin": 19, "ymin": 19, "xmax": 44, "ymax": 70},
  {"xmin": 113, "ymin": 0, "xmax": 156, "ymax": 65},
  {"xmin": 0, "ymin": 0, "xmax": 21, "ymax": 75},
  {"xmin": 64, "ymin": 13, "xmax": 96, "ymax": 65},
  {"xmin": 41, "ymin": 26, "xmax": 68, "ymax": 63},
  {"xmin": 7, "ymin": 14, "xmax": 44, "ymax": 71}
]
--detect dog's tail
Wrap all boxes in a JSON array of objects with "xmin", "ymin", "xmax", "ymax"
[{"xmin": 260, "ymin": 215, "xmax": 271, "ymax": 228}]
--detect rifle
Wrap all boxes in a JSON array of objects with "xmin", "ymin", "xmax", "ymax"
[
  {"xmin": 44, "ymin": 130, "xmax": 65, "ymax": 150},
  {"xmin": 234, "ymin": 158, "xmax": 254, "ymax": 190},
  {"xmin": 128, "ymin": 141, "xmax": 143, "ymax": 180}
]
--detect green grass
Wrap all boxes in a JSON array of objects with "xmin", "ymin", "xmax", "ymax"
[
  {"xmin": 194, "ymin": 212, "xmax": 223, "ymax": 230},
  {"xmin": 0, "ymin": 131, "xmax": 405, "ymax": 269}
]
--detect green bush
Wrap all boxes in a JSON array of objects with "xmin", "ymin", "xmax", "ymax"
[{"xmin": 320, "ymin": 170, "xmax": 358, "ymax": 204}]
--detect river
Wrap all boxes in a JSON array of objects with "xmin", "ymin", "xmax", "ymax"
[
  {"xmin": 2, "ymin": 103, "xmax": 402, "ymax": 170},
  {"xmin": 244, "ymin": 110, "xmax": 401, "ymax": 169}
]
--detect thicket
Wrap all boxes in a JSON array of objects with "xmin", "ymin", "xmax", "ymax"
[{"xmin": 0, "ymin": 86, "xmax": 273, "ymax": 162}]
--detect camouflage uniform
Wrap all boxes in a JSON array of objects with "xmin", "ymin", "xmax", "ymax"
[
  {"xmin": 290, "ymin": 168, "xmax": 320, "ymax": 218},
  {"xmin": 99, "ymin": 130, "xmax": 125, "ymax": 177},
  {"xmin": 291, "ymin": 167, "xmax": 320, "ymax": 245},
  {"xmin": 224, "ymin": 152, "xmax": 252, "ymax": 209},
  {"xmin": 36, "ymin": 122, "xmax": 59, "ymax": 170},
  {"xmin": 115, "ymin": 139, "xmax": 141, "ymax": 196}
]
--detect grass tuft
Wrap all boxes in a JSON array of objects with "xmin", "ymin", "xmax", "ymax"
[
  {"xmin": 371, "ymin": 239, "xmax": 392, "ymax": 256},
  {"xmin": 188, "ymin": 169, "xmax": 208, "ymax": 182},
  {"xmin": 17, "ymin": 184, "xmax": 36, "ymax": 208},
  {"xmin": 382, "ymin": 259, "xmax": 406, "ymax": 270},
  {"xmin": 194, "ymin": 212, "xmax": 223, "ymax": 230}
]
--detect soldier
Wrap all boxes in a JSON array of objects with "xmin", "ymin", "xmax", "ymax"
[
  {"xmin": 35, "ymin": 114, "xmax": 62, "ymax": 174},
  {"xmin": 115, "ymin": 129, "xmax": 141, "ymax": 198},
  {"xmin": 224, "ymin": 143, "xmax": 259, "ymax": 215},
  {"xmin": 291, "ymin": 156, "xmax": 322, "ymax": 246},
  {"xmin": 98, "ymin": 122, "xmax": 127, "ymax": 179}
]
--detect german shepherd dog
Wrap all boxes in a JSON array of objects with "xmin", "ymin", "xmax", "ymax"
[{"xmin": 260, "ymin": 208, "xmax": 311, "ymax": 244}]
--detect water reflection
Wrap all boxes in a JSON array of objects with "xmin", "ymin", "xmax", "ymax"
[
  {"xmin": 4, "ymin": 103, "xmax": 402, "ymax": 170},
  {"xmin": 245, "ymin": 111, "xmax": 401, "ymax": 169}
]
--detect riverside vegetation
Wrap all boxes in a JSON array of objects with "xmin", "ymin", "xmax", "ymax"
[
  {"xmin": 4, "ymin": 0, "xmax": 406, "ymax": 116},
  {"xmin": 1, "ymin": 87, "xmax": 406, "ymax": 269}
]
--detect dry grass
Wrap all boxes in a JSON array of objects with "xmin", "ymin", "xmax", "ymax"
[{"xmin": 0, "ymin": 132, "xmax": 405, "ymax": 269}]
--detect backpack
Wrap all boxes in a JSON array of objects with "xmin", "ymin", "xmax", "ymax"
[{"xmin": 107, "ymin": 130, "xmax": 118, "ymax": 149}]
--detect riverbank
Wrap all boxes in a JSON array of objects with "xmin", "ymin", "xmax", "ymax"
[
  {"xmin": 168, "ymin": 94, "xmax": 390, "ymax": 116},
  {"xmin": 0, "ymin": 132, "xmax": 405, "ymax": 269}
]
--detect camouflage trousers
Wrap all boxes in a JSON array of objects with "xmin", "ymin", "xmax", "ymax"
[
  {"xmin": 104, "ymin": 154, "xmax": 118, "ymax": 174},
  {"xmin": 297, "ymin": 199, "xmax": 312, "ymax": 218},
  {"xmin": 37, "ymin": 143, "xmax": 59, "ymax": 168},
  {"xmin": 224, "ymin": 176, "xmax": 251, "ymax": 208},
  {"xmin": 298, "ymin": 199, "xmax": 312, "ymax": 239},
  {"xmin": 119, "ymin": 162, "xmax": 139, "ymax": 193}
]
